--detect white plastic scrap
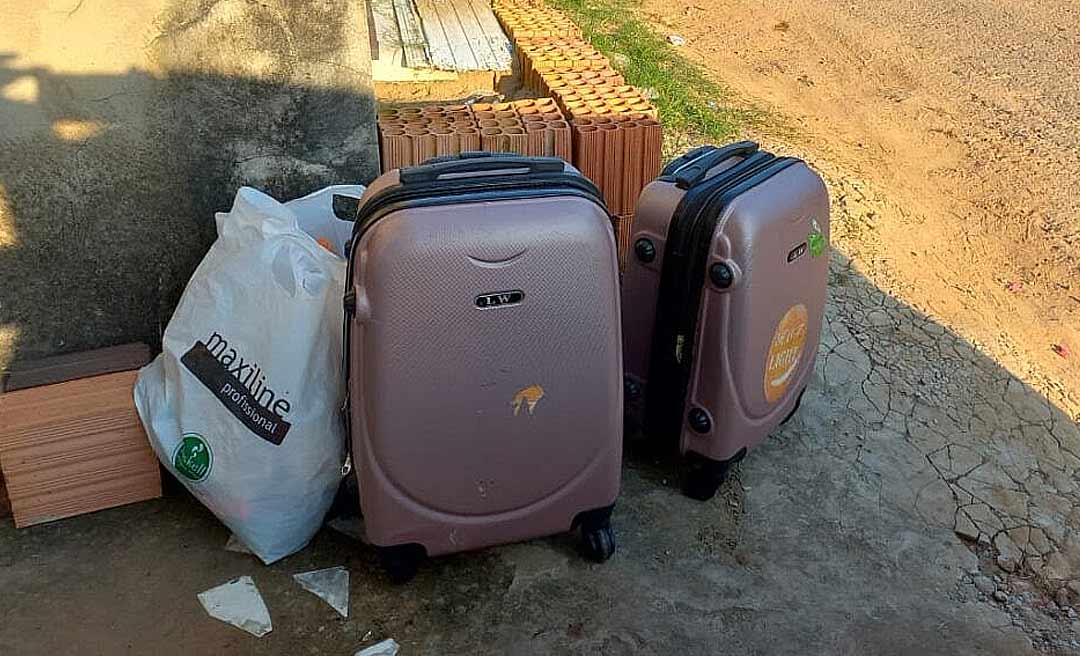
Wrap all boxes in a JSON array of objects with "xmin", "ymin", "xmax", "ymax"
[
  {"xmin": 355, "ymin": 639, "xmax": 400, "ymax": 656},
  {"xmin": 197, "ymin": 576, "xmax": 272, "ymax": 638},
  {"xmin": 225, "ymin": 533, "xmax": 254, "ymax": 555},
  {"xmin": 668, "ymin": 34, "xmax": 687, "ymax": 46},
  {"xmin": 293, "ymin": 566, "xmax": 350, "ymax": 618}
]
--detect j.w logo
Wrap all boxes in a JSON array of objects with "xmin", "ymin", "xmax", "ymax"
[
  {"xmin": 512, "ymin": 384, "xmax": 545, "ymax": 416},
  {"xmin": 476, "ymin": 290, "xmax": 524, "ymax": 309}
]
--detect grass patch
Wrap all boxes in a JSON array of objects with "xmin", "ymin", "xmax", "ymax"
[{"xmin": 547, "ymin": 0, "xmax": 760, "ymax": 143}]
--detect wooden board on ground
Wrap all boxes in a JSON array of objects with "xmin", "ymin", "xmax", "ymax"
[{"xmin": 0, "ymin": 369, "xmax": 162, "ymax": 528}]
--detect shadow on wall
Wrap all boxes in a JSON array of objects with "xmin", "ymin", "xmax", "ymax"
[{"xmin": 0, "ymin": 51, "xmax": 378, "ymax": 367}]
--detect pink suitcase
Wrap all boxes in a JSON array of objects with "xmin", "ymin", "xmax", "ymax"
[
  {"xmin": 622, "ymin": 142, "xmax": 829, "ymax": 500},
  {"xmin": 344, "ymin": 153, "xmax": 622, "ymax": 581}
]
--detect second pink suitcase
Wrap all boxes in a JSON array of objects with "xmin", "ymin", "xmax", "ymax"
[
  {"xmin": 622, "ymin": 142, "xmax": 829, "ymax": 500},
  {"xmin": 344, "ymin": 153, "xmax": 623, "ymax": 581}
]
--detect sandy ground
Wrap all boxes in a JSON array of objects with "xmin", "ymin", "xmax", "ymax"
[{"xmin": 646, "ymin": 0, "xmax": 1080, "ymax": 422}]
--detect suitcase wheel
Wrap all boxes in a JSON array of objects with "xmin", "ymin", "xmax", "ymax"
[
  {"xmin": 377, "ymin": 544, "xmax": 426, "ymax": 584},
  {"xmin": 575, "ymin": 505, "xmax": 617, "ymax": 563},
  {"xmin": 581, "ymin": 525, "xmax": 616, "ymax": 563},
  {"xmin": 681, "ymin": 448, "xmax": 747, "ymax": 502}
]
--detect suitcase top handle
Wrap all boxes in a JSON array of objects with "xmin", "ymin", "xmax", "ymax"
[
  {"xmin": 399, "ymin": 153, "xmax": 566, "ymax": 185},
  {"xmin": 673, "ymin": 141, "xmax": 759, "ymax": 190},
  {"xmin": 661, "ymin": 145, "xmax": 716, "ymax": 177}
]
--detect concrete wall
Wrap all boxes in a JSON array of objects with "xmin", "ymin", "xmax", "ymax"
[{"xmin": 0, "ymin": 0, "xmax": 379, "ymax": 367}]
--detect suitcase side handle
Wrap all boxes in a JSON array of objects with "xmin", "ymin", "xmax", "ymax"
[
  {"xmin": 399, "ymin": 153, "xmax": 566, "ymax": 184},
  {"xmin": 673, "ymin": 141, "xmax": 760, "ymax": 189}
]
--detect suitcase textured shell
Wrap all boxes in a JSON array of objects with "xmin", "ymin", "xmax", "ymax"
[
  {"xmin": 347, "ymin": 159, "xmax": 623, "ymax": 557},
  {"xmin": 623, "ymin": 145, "xmax": 829, "ymax": 463}
]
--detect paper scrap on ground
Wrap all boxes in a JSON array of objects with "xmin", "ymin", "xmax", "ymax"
[
  {"xmin": 197, "ymin": 576, "xmax": 272, "ymax": 638},
  {"xmin": 355, "ymin": 638, "xmax": 400, "ymax": 656},
  {"xmin": 225, "ymin": 533, "xmax": 254, "ymax": 555},
  {"xmin": 293, "ymin": 566, "xmax": 349, "ymax": 618}
]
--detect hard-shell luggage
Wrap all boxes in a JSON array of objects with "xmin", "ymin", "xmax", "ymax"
[
  {"xmin": 621, "ymin": 142, "xmax": 829, "ymax": 500},
  {"xmin": 344, "ymin": 153, "xmax": 623, "ymax": 581}
]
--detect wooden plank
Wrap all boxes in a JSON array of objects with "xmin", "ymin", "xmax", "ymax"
[
  {"xmin": 393, "ymin": 0, "xmax": 430, "ymax": 70},
  {"xmin": 466, "ymin": 0, "xmax": 513, "ymax": 71},
  {"xmin": 1, "ymin": 343, "xmax": 150, "ymax": 393},
  {"xmin": 371, "ymin": 0, "xmax": 405, "ymax": 67},
  {"xmin": 431, "ymin": 0, "xmax": 481, "ymax": 70},
  {"xmin": 448, "ymin": 0, "xmax": 501, "ymax": 70},
  {"xmin": 0, "ymin": 370, "xmax": 162, "ymax": 528},
  {"xmin": 414, "ymin": 0, "xmax": 465, "ymax": 71}
]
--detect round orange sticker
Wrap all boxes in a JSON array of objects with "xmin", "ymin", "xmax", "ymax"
[{"xmin": 764, "ymin": 304, "xmax": 808, "ymax": 403}]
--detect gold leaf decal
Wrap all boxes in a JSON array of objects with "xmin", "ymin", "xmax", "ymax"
[{"xmin": 511, "ymin": 384, "xmax": 545, "ymax": 416}]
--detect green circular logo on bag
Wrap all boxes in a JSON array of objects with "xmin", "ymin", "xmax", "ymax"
[{"xmin": 173, "ymin": 433, "xmax": 213, "ymax": 482}]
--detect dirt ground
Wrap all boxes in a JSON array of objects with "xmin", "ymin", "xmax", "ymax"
[
  {"xmin": 4, "ymin": 1, "xmax": 1080, "ymax": 654},
  {"xmin": 647, "ymin": 0, "xmax": 1080, "ymax": 420}
]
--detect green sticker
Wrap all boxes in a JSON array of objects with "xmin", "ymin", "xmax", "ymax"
[
  {"xmin": 806, "ymin": 218, "xmax": 827, "ymax": 258},
  {"xmin": 173, "ymin": 433, "xmax": 213, "ymax": 482}
]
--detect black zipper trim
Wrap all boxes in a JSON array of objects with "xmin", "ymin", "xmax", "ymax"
[
  {"xmin": 644, "ymin": 155, "xmax": 801, "ymax": 441},
  {"xmin": 351, "ymin": 173, "xmax": 602, "ymax": 239}
]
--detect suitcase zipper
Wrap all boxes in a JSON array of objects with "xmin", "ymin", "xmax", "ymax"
[
  {"xmin": 645, "ymin": 155, "xmax": 800, "ymax": 441},
  {"xmin": 352, "ymin": 174, "xmax": 603, "ymax": 239}
]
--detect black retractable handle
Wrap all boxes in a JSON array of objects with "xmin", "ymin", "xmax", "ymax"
[
  {"xmin": 399, "ymin": 152, "xmax": 566, "ymax": 185},
  {"xmin": 673, "ymin": 141, "xmax": 759, "ymax": 189}
]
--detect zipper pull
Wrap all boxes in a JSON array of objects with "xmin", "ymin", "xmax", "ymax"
[{"xmin": 675, "ymin": 334, "xmax": 686, "ymax": 364}]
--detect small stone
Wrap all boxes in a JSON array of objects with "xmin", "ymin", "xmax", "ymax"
[
  {"xmin": 994, "ymin": 590, "xmax": 1008, "ymax": 603},
  {"xmin": 668, "ymin": 34, "xmax": 687, "ymax": 46},
  {"xmin": 954, "ymin": 513, "xmax": 980, "ymax": 542},
  {"xmin": 997, "ymin": 554, "xmax": 1018, "ymax": 573},
  {"xmin": 1009, "ymin": 579, "xmax": 1035, "ymax": 595},
  {"xmin": 974, "ymin": 576, "xmax": 996, "ymax": 595},
  {"xmin": 1056, "ymin": 587, "xmax": 1071, "ymax": 609},
  {"xmin": 1043, "ymin": 552, "xmax": 1073, "ymax": 580}
]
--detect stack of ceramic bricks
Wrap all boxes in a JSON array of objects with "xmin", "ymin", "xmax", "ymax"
[
  {"xmin": 472, "ymin": 99, "xmax": 572, "ymax": 161},
  {"xmin": 492, "ymin": 0, "xmax": 582, "ymax": 41},
  {"xmin": 491, "ymin": 0, "xmax": 665, "ymax": 269},
  {"xmin": 541, "ymin": 74, "xmax": 659, "ymax": 120},
  {"xmin": 377, "ymin": 104, "xmax": 480, "ymax": 173},
  {"xmin": 571, "ymin": 114, "xmax": 663, "ymax": 268},
  {"xmin": 376, "ymin": 100, "xmax": 571, "ymax": 173},
  {"xmin": 514, "ymin": 39, "xmax": 617, "ymax": 91}
]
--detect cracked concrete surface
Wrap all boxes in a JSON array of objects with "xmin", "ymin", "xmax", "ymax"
[{"xmin": 4, "ymin": 246, "xmax": 1075, "ymax": 653}]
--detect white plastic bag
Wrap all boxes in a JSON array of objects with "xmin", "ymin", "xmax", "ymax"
[{"xmin": 135, "ymin": 184, "xmax": 363, "ymax": 564}]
